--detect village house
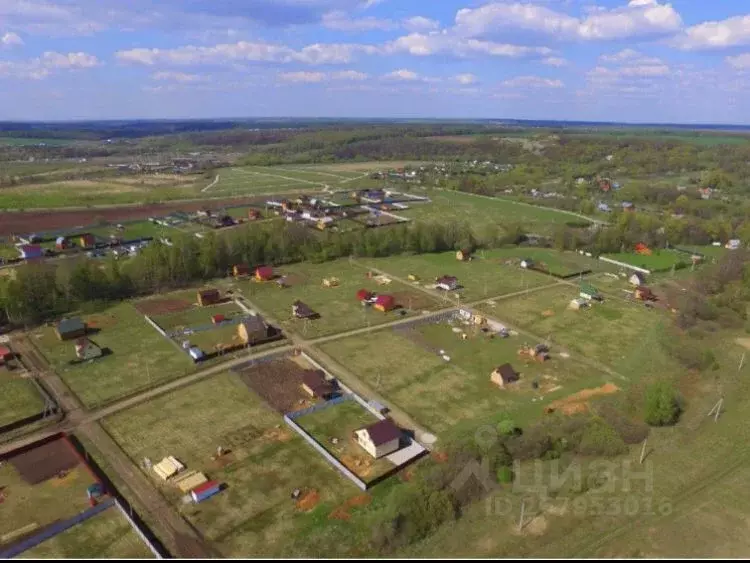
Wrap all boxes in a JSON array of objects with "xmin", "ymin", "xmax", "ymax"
[
  {"xmin": 197, "ymin": 288, "xmax": 221, "ymax": 307},
  {"xmin": 579, "ymin": 283, "xmax": 602, "ymax": 301},
  {"xmin": 490, "ymin": 364, "xmax": 520, "ymax": 388},
  {"xmin": 79, "ymin": 234, "xmax": 96, "ymax": 248},
  {"xmin": 629, "ymin": 272, "xmax": 646, "ymax": 287},
  {"xmin": 247, "ymin": 209, "xmax": 261, "ymax": 221},
  {"xmin": 354, "ymin": 419, "xmax": 402, "ymax": 459},
  {"xmin": 520, "ymin": 258, "xmax": 534, "ymax": 269},
  {"xmin": 55, "ymin": 236, "xmax": 69, "ymax": 250},
  {"xmin": 456, "ymin": 249, "xmax": 472, "ymax": 262},
  {"xmin": 374, "ymin": 295, "xmax": 396, "ymax": 313},
  {"xmin": 292, "ymin": 300, "xmax": 317, "ymax": 319},
  {"xmin": 0, "ymin": 345, "xmax": 13, "ymax": 366},
  {"xmin": 356, "ymin": 289, "xmax": 375, "ymax": 302},
  {"xmin": 56, "ymin": 318, "xmax": 87, "ymax": 341},
  {"xmin": 233, "ymin": 264, "xmax": 250, "ymax": 277},
  {"xmin": 635, "ymin": 286, "xmax": 657, "ymax": 301},
  {"xmin": 255, "ymin": 266, "xmax": 274, "ymax": 282},
  {"xmin": 75, "ymin": 338, "xmax": 102, "ymax": 361},
  {"xmin": 569, "ymin": 297, "xmax": 589, "ymax": 310},
  {"xmin": 436, "ymin": 276, "xmax": 459, "ymax": 291},
  {"xmin": 622, "ymin": 202, "xmax": 635, "ymax": 212},
  {"xmin": 18, "ymin": 244, "xmax": 43, "ymax": 260},
  {"xmin": 726, "ymin": 239, "xmax": 741, "ymax": 250},
  {"xmin": 301, "ymin": 370, "xmax": 336, "ymax": 400},
  {"xmin": 237, "ymin": 315, "xmax": 268, "ymax": 345}
]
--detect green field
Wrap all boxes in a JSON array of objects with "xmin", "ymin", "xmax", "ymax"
[
  {"xmin": 18, "ymin": 506, "xmax": 155, "ymax": 559},
  {"xmin": 565, "ymin": 130, "xmax": 750, "ymax": 147},
  {"xmin": 0, "ymin": 370, "xmax": 45, "ymax": 428},
  {"xmin": 0, "ymin": 463, "xmax": 93, "ymax": 543},
  {"xmin": 319, "ymin": 320, "xmax": 607, "ymax": 435},
  {"xmin": 233, "ymin": 259, "xmax": 442, "ymax": 339},
  {"xmin": 484, "ymin": 247, "xmax": 599, "ymax": 277},
  {"xmin": 295, "ymin": 399, "xmax": 394, "ymax": 482},
  {"xmin": 102, "ymin": 373, "xmax": 365, "ymax": 557},
  {"xmin": 0, "ymin": 243, "xmax": 18, "ymax": 260},
  {"xmin": 602, "ymin": 251, "xmax": 688, "ymax": 273},
  {"xmin": 30, "ymin": 303, "xmax": 192, "ymax": 408},
  {"xmin": 364, "ymin": 251, "xmax": 555, "ymax": 303},
  {"xmin": 674, "ymin": 244, "xmax": 728, "ymax": 261},
  {"xmin": 88, "ymin": 220, "xmax": 176, "ymax": 242}
]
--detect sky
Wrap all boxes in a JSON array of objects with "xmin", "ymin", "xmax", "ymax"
[{"xmin": 3, "ymin": 1, "xmax": 750, "ymax": 123}]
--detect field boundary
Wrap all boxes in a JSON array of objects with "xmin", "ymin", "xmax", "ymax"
[{"xmin": 599, "ymin": 256, "xmax": 651, "ymax": 274}]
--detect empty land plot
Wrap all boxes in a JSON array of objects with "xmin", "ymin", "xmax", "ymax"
[
  {"xmin": 88, "ymin": 220, "xmax": 174, "ymax": 242},
  {"xmin": 476, "ymin": 285, "xmax": 682, "ymax": 380},
  {"xmin": 152, "ymin": 301, "xmax": 244, "ymax": 332},
  {"xmin": 319, "ymin": 322, "xmax": 604, "ymax": 434},
  {"xmin": 102, "ymin": 372, "xmax": 356, "ymax": 557},
  {"xmin": 485, "ymin": 247, "xmax": 600, "ymax": 277},
  {"xmin": 234, "ymin": 259, "xmax": 441, "ymax": 338},
  {"xmin": 17, "ymin": 506, "xmax": 154, "ymax": 559},
  {"xmin": 0, "ymin": 371, "xmax": 45, "ymax": 428},
  {"xmin": 365, "ymin": 251, "xmax": 553, "ymax": 302},
  {"xmin": 401, "ymin": 190, "xmax": 594, "ymax": 235},
  {"xmin": 294, "ymin": 399, "xmax": 394, "ymax": 481},
  {"xmin": 31, "ymin": 302, "xmax": 192, "ymax": 408},
  {"xmin": 234, "ymin": 357, "xmax": 320, "ymax": 414},
  {"xmin": 213, "ymin": 167, "xmax": 324, "ymax": 195},
  {"xmin": 602, "ymin": 251, "xmax": 688, "ymax": 272}
]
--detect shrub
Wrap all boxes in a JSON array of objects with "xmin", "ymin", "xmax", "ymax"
[
  {"xmin": 644, "ymin": 381, "xmax": 682, "ymax": 426},
  {"xmin": 577, "ymin": 418, "xmax": 627, "ymax": 457},
  {"xmin": 596, "ymin": 403, "xmax": 649, "ymax": 445},
  {"xmin": 497, "ymin": 466, "xmax": 514, "ymax": 484},
  {"xmin": 497, "ymin": 417, "xmax": 519, "ymax": 436},
  {"xmin": 505, "ymin": 423, "xmax": 553, "ymax": 460}
]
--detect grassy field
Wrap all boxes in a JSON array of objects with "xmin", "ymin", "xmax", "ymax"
[
  {"xmin": 363, "ymin": 251, "xmax": 554, "ymax": 303},
  {"xmin": 565, "ymin": 130, "xmax": 750, "ymax": 146},
  {"xmin": 0, "ymin": 243, "xmax": 18, "ymax": 260},
  {"xmin": 232, "ymin": 259, "xmax": 442, "ymax": 338},
  {"xmin": 402, "ymin": 190, "xmax": 595, "ymax": 236},
  {"xmin": 602, "ymin": 250, "xmax": 688, "ymax": 272},
  {"xmin": 102, "ymin": 372, "xmax": 368, "ymax": 557},
  {"xmin": 295, "ymin": 399, "xmax": 394, "ymax": 482},
  {"xmin": 674, "ymin": 244, "xmax": 728, "ymax": 261},
  {"xmin": 0, "ymin": 464, "xmax": 93, "ymax": 543},
  {"xmin": 31, "ymin": 303, "xmax": 192, "ymax": 408},
  {"xmin": 153, "ymin": 301, "xmax": 244, "ymax": 332},
  {"xmin": 319, "ymin": 320, "xmax": 607, "ymax": 435},
  {"xmin": 0, "ymin": 369, "xmax": 45, "ymax": 428},
  {"xmin": 484, "ymin": 247, "xmax": 599, "ymax": 277},
  {"xmin": 18, "ymin": 506, "xmax": 155, "ymax": 559},
  {"xmin": 88, "ymin": 220, "xmax": 176, "ymax": 242}
]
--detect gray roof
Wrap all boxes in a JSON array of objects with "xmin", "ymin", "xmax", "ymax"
[{"xmin": 57, "ymin": 318, "xmax": 85, "ymax": 335}]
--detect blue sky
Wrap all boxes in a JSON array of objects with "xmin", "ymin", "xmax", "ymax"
[{"xmin": 3, "ymin": 1, "xmax": 750, "ymax": 122}]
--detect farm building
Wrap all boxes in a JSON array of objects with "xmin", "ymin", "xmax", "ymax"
[
  {"xmin": 356, "ymin": 289, "xmax": 374, "ymax": 302},
  {"xmin": 629, "ymin": 273, "xmax": 646, "ymax": 286},
  {"xmin": 153, "ymin": 456, "xmax": 185, "ymax": 481},
  {"xmin": 635, "ymin": 286, "xmax": 657, "ymax": 301},
  {"xmin": 255, "ymin": 266, "xmax": 274, "ymax": 282},
  {"xmin": 354, "ymin": 419, "xmax": 402, "ymax": 459},
  {"xmin": 456, "ymin": 248, "xmax": 472, "ymax": 262},
  {"xmin": 569, "ymin": 297, "xmax": 590, "ymax": 310},
  {"xmin": 237, "ymin": 315, "xmax": 268, "ymax": 345},
  {"xmin": 0, "ymin": 345, "xmax": 13, "ymax": 366},
  {"xmin": 18, "ymin": 244, "xmax": 43, "ymax": 260},
  {"xmin": 301, "ymin": 370, "xmax": 336, "ymax": 399},
  {"xmin": 292, "ymin": 300, "xmax": 317, "ymax": 319},
  {"xmin": 197, "ymin": 288, "xmax": 221, "ymax": 307},
  {"xmin": 374, "ymin": 295, "xmax": 396, "ymax": 312},
  {"xmin": 490, "ymin": 364, "xmax": 520, "ymax": 388},
  {"xmin": 79, "ymin": 234, "xmax": 96, "ymax": 248},
  {"xmin": 188, "ymin": 347, "xmax": 205, "ymax": 362},
  {"xmin": 174, "ymin": 471, "xmax": 208, "ymax": 494},
  {"xmin": 233, "ymin": 264, "xmax": 250, "ymax": 277},
  {"xmin": 436, "ymin": 276, "xmax": 459, "ymax": 291},
  {"xmin": 56, "ymin": 317, "xmax": 86, "ymax": 341},
  {"xmin": 75, "ymin": 338, "xmax": 102, "ymax": 361},
  {"xmin": 579, "ymin": 283, "xmax": 602, "ymax": 301}
]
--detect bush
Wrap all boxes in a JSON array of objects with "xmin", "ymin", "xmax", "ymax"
[
  {"xmin": 505, "ymin": 423, "xmax": 553, "ymax": 460},
  {"xmin": 497, "ymin": 466, "xmax": 514, "ymax": 484},
  {"xmin": 497, "ymin": 417, "xmax": 519, "ymax": 436},
  {"xmin": 644, "ymin": 381, "xmax": 682, "ymax": 426},
  {"xmin": 596, "ymin": 403, "xmax": 649, "ymax": 445},
  {"xmin": 576, "ymin": 418, "xmax": 627, "ymax": 457}
]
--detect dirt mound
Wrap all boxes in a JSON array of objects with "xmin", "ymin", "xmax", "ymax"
[
  {"xmin": 548, "ymin": 383, "xmax": 620, "ymax": 415},
  {"xmin": 431, "ymin": 451, "xmax": 449, "ymax": 463},
  {"xmin": 296, "ymin": 489, "xmax": 320, "ymax": 512},
  {"xmin": 262, "ymin": 427, "xmax": 293, "ymax": 443},
  {"xmin": 135, "ymin": 298, "xmax": 193, "ymax": 316},
  {"xmin": 340, "ymin": 451, "xmax": 375, "ymax": 479},
  {"xmin": 329, "ymin": 494, "xmax": 372, "ymax": 521}
]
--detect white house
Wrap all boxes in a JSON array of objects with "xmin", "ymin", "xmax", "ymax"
[
  {"xmin": 435, "ymin": 276, "xmax": 459, "ymax": 291},
  {"xmin": 354, "ymin": 419, "xmax": 401, "ymax": 459},
  {"xmin": 726, "ymin": 239, "xmax": 741, "ymax": 250}
]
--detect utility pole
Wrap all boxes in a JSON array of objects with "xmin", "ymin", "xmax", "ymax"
[
  {"xmin": 639, "ymin": 438, "xmax": 648, "ymax": 464},
  {"xmin": 518, "ymin": 500, "xmax": 526, "ymax": 532}
]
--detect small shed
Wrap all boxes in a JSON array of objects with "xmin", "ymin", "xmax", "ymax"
[
  {"xmin": 292, "ymin": 300, "xmax": 317, "ymax": 319},
  {"xmin": 456, "ymin": 249, "xmax": 472, "ymax": 262},
  {"xmin": 0, "ymin": 346, "xmax": 12, "ymax": 366},
  {"xmin": 56, "ymin": 318, "xmax": 86, "ymax": 341},
  {"xmin": 491, "ymin": 364, "xmax": 520, "ymax": 388},
  {"xmin": 153, "ymin": 456, "xmax": 185, "ymax": 481},
  {"xmin": 233, "ymin": 264, "xmax": 250, "ymax": 277},
  {"xmin": 191, "ymin": 481, "xmax": 221, "ymax": 504},
  {"xmin": 75, "ymin": 338, "xmax": 102, "ymax": 361},
  {"xmin": 301, "ymin": 370, "xmax": 336, "ymax": 399},
  {"xmin": 197, "ymin": 288, "xmax": 221, "ymax": 307},
  {"xmin": 354, "ymin": 419, "xmax": 402, "ymax": 459},
  {"xmin": 79, "ymin": 234, "xmax": 96, "ymax": 248},
  {"xmin": 55, "ymin": 236, "xmax": 68, "ymax": 250},
  {"xmin": 188, "ymin": 346, "xmax": 205, "ymax": 362},
  {"xmin": 436, "ymin": 276, "xmax": 459, "ymax": 291},
  {"xmin": 579, "ymin": 283, "xmax": 601, "ymax": 301},
  {"xmin": 237, "ymin": 315, "xmax": 268, "ymax": 345},
  {"xmin": 569, "ymin": 297, "xmax": 589, "ymax": 310},
  {"xmin": 211, "ymin": 314, "xmax": 226, "ymax": 325},
  {"xmin": 255, "ymin": 266, "xmax": 274, "ymax": 282},
  {"xmin": 374, "ymin": 295, "xmax": 395, "ymax": 312},
  {"xmin": 629, "ymin": 273, "xmax": 646, "ymax": 287},
  {"xmin": 356, "ymin": 289, "xmax": 374, "ymax": 302}
]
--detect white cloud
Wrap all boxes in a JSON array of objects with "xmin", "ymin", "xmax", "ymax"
[
  {"xmin": 455, "ymin": 1, "xmax": 682, "ymax": 41},
  {"xmin": 41, "ymin": 51, "xmax": 99, "ymax": 69},
  {"xmin": 541, "ymin": 56, "xmax": 567, "ymax": 67},
  {"xmin": 404, "ymin": 16, "xmax": 440, "ymax": 32},
  {"xmin": 502, "ymin": 75, "xmax": 564, "ymax": 88},
  {"xmin": 599, "ymin": 49, "xmax": 663, "ymax": 65},
  {"xmin": 386, "ymin": 32, "xmax": 552, "ymax": 59},
  {"xmin": 321, "ymin": 10, "xmax": 395, "ymax": 32},
  {"xmin": 454, "ymin": 73, "xmax": 477, "ymax": 85},
  {"xmin": 331, "ymin": 70, "xmax": 368, "ymax": 80},
  {"xmin": 152, "ymin": 71, "xmax": 206, "ymax": 83},
  {"xmin": 726, "ymin": 53, "xmax": 750, "ymax": 70},
  {"xmin": 116, "ymin": 40, "xmax": 377, "ymax": 67},
  {"xmin": 384, "ymin": 69, "xmax": 420, "ymax": 81},
  {"xmin": 0, "ymin": 50, "xmax": 99, "ymax": 79},
  {"xmin": 278, "ymin": 71, "xmax": 326, "ymax": 83},
  {"xmin": 675, "ymin": 15, "xmax": 750, "ymax": 50},
  {"xmin": 1, "ymin": 32, "xmax": 23, "ymax": 47},
  {"xmin": 0, "ymin": 0, "xmax": 105, "ymax": 36}
]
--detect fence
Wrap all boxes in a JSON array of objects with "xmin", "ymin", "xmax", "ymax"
[
  {"xmin": 286, "ymin": 394, "xmax": 352, "ymax": 420},
  {"xmin": 114, "ymin": 500, "xmax": 163, "ymax": 559},
  {"xmin": 598, "ymin": 256, "xmax": 651, "ymax": 275}
]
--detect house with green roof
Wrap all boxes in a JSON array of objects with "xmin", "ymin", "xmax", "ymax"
[{"xmin": 579, "ymin": 283, "xmax": 602, "ymax": 301}]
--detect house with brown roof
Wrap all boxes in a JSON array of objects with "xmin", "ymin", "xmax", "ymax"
[
  {"xmin": 292, "ymin": 301, "xmax": 318, "ymax": 319},
  {"xmin": 456, "ymin": 248, "xmax": 472, "ymax": 262},
  {"xmin": 197, "ymin": 288, "xmax": 221, "ymax": 307},
  {"xmin": 233, "ymin": 264, "xmax": 250, "ymax": 277},
  {"xmin": 635, "ymin": 286, "xmax": 657, "ymax": 301},
  {"xmin": 301, "ymin": 370, "xmax": 336, "ymax": 399},
  {"xmin": 354, "ymin": 419, "xmax": 402, "ymax": 458},
  {"xmin": 255, "ymin": 266, "xmax": 274, "ymax": 282},
  {"xmin": 236, "ymin": 315, "xmax": 268, "ymax": 345},
  {"xmin": 490, "ymin": 364, "xmax": 519, "ymax": 388},
  {"xmin": 436, "ymin": 276, "xmax": 459, "ymax": 291}
]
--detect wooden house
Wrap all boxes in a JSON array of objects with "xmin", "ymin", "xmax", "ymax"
[
  {"xmin": 354, "ymin": 419, "xmax": 401, "ymax": 459},
  {"xmin": 301, "ymin": 370, "xmax": 336, "ymax": 399},
  {"xmin": 233, "ymin": 264, "xmax": 250, "ymax": 277},
  {"xmin": 56, "ymin": 318, "xmax": 86, "ymax": 341},
  {"xmin": 456, "ymin": 249, "xmax": 472, "ymax": 262},
  {"xmin": 255, "ymin": 266, "xmax": 274, "ymax": 282},
  {"xmin": 490, "ymin": 364, "xmax": 519, "ymax": 388},
  {"xmin": 635, "ymin": 286, "xmax": 657, "ymax": 301},
  {"xmin": 237, "ymin": 315, "xmax": 268, "ymax": 345},
  {"xmin": 197, "ymin": 288, "xmax": 221, "ymax": 307},
  {"xmin": 292, "ymin": 300, "xmax": 317, "ymax": 319},
  {"xmin": 374, "ymin": 295, "xmax": 396, "ymax": 312},
  {"xmin": 436, "ymin": 276, "xmax": 459, "ymax": 291}
]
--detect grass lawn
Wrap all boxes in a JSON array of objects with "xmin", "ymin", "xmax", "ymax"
[
  {"xmin": 402, "ymin": 189, "xmax": 594, "ymax": 236},
  {"xmin": 294, "ymin": 399, "xmax": 394, "ymax": 482},
  {"xmin": 30, "ymin": 303, "xmax": 192, "ymax": 408},
  {"xmin": 674, "ymin": 244, "xmax": 728, "ymax": 261},
  {"xmin": 0, "ymin": 464, "xmax": 93, "ymax": 543},
  {"xmin": 232, "ymin": 259, "xmax": 442, "ymax": 339},
  {"xmin": 364, "ymin": 251, "xmax": 554, "ymax": 303},
  {"xmin": 484, "ymin": 247, "xmax": 600, "ymax": 277},
  {"xmin": 0, "ymin": 370, "xmax": 45, "ymax": 428},
  {"xmin": 184, "ymin": 324, "xmax": 244, "ymax": 353},
  {"xmin": 88, "ymin": 220, "xmax": 175, "ymax": 242},
  {"xmin": 0, "ymin": 243, "xmax": 18, "ymax": 261},
  {"xmin": 102, "ymin": 373, "xmax": 364, "ymax": 557},
  {"xmin": 153, "ymin": 302, "xmax": 244, "ymax": 332},
  {"xmin": 602, "ymin": 250, "xmax": 689, "ymax": 272},
  {"xmin": 319, "ymin": 321, "xmax": 607, "ymax": 435},
  {"xmin": 18, "ymin": 506, "xmax": 155, "ymax": 559}
]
